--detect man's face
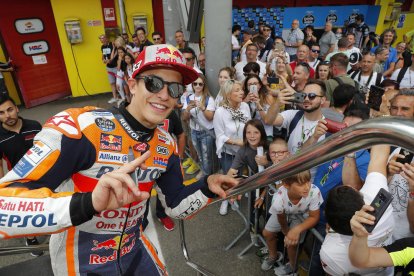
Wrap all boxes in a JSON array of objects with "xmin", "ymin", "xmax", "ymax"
[
  {"xmin": 175, "ymin": 32, "xmax": 184, "ymax": 44},
  {"xmin": 361, "ymin": 54, "xmax": 375, "ymax": 73},
  {"xmin": 292, "ymin": 65, "xmax": 309, "ymax": 84},
  {"xmin": 300, "ymin": 83, "xmax": 325, "ymax": 113},
  {"xmin": 347, "ymin": 34, "xmax": 355, "ymax": 46},
  {"xmin": 263, "ymin": 26, "xmax": 271, "ymax": 38},
  {"xmin": 390, "ymin": 95, "xmax": 414, "ymax": 118},
  {"xmin": 183, "ymin": 53, "xmax": 195, "ymax": 67},
  {"xmin": 198, "ymin": 54, "xmax": 205, "ymax": 69},
  {"xmin": 122, "ymin": 34, "xmax": 129, "ymax": 42},
  {"xmin": 136, "ymin": 30, "xmax": 146, "ymax": 43},
  {"xmin": 152, "ymin": 35, "xmax": 163, "ymax": 45},
  {"xmin": 127, "ymin": 68, "xmax": 182, "ymax": 128},
  {"xmin": 246, "ymin": 45, "xmax": 258, "ymax": 60},
  {"xmin": 242, "ymin": 32, "xmax": 252, "ymax": 42},
  {"xmin": 132, "ymin": 36, "xmax": 139, "ymax": 45},
  {"xmin": 269, "ymin": 143, "xmax": 289, "ymax": 164},
  {"xmin": 325, "ymin": 22, "xmax": 332, "ymax": 32},
  {"xmin": 99, "ymin": 36, "xmax": 107, "ymax": 44},
  {"xmin": 310, "ymin": 46, "xmax": 320, "ymax": 60},
  {"xmin": 0, "ymin": 100, "xmax": 19, "ymax": 127},
  {"xmin": 377, "ymin": 49, "xmax": 389, "ymax": 62},
  {"xmin": 383, "ymin": 32, "xmax": 394, "ymax": 45},
  {"xmin": 291, "ymin": 20, "xmax": 299, "ymax": 30},
  {"xmin": 297, "ymin": 46, "xmax": 309, "ymax": 61}
]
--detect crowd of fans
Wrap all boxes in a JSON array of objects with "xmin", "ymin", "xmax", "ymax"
[{"xmin": 4, "ymin": 15, "xmax": 407, "ymax": 275}]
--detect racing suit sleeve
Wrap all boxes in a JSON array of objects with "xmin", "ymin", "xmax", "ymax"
[
  {"xmin": 0, "ymin": 127, "xmax": 97, "ymax": 239},
  {"xmin": 154, "ymin": 153, "xmax": 216, "ymax": 219}
]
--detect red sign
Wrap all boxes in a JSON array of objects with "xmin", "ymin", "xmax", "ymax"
[{"xmin": 101, "ymin": 0, "xmax": 117, "ymax": 28}]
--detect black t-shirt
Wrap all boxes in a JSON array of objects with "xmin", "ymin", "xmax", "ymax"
[
  {"xmin": 384, "ymin": 237, "xmax": 414, "ymax": 276},
  {"xmin": 158, "ymin": 111, "xmax": 183, "ymax": 138},
  {"xmin": 0, "ymin": 118, "xmax": 42, "ymax": 169},
  {"xmin": 139, "ymin": 40, "xmax": 153, "ymax": 52},
  {"xmin": 101, "ymin": 43, "xmax": 116, "ymax": 68}
]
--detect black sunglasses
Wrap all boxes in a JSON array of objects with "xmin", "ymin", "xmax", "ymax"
[
  {"xmin": 304, "ymin": 92, "xmax": 323, "ymax": 100},
  {"xmin": 311, "ymin": 49, "xmax": 321, "ymax": 53},
  {"xmin": 135, "ymin": 75, "xmax": 185, "ymax": 99},
  {"xmin": 153, "ymin": 37, "xmax": 161, "ymax": 41}
]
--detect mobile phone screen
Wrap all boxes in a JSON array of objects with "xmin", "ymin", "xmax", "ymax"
[
  {"xmin": 396, "ymin": 148, "xmax": 414, "ymax": 164},
  {"xmin": 368, "ymin": 85, "xmax": 385, "ymax": 111}
]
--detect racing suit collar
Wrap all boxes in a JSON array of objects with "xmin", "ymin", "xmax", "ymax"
[{"xmin": 118, "ymin": 102, "xmax": 154, "ymax": 142}]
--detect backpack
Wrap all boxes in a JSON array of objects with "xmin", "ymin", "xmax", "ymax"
[
  {"xmin": 285, "ymin": 110, "xmax": 304, "ymax": 142},
  {"xmin": 349, "ymin": 71, "xmax": 383, "ymax": 87}
]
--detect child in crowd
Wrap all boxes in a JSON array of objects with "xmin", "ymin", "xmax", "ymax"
[{"xmin": 261, "ymin": 169, "xmax": 323, "ymax": 274}]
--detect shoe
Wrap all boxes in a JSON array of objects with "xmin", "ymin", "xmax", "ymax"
[
  {"xmin": 219, "ymin": 200, "xmax": 229, "ymax": 215},
  {"xmin": 182, "ymin": 158, "xmax": 193, "ymax": 169},
  {"xmin": 158, "ymin": 217, "xmax": 175, "ymax": 231},
  {"xmin": 107, "ymin": 97, "xmax": 118, "ymax": 104},
  {"xmin": 256, "ymin": 246, "xmax": 269, "ymax": 258},
  {"xmin": 25, "ymin": 237, "xmax": 43, "ymax": 257},
  {"xmin": 274, "ymin": 263, "xmax": 297, "ymax": 276},
  {"xmin": 261, "ymin": 252, "xmax": 283, "ymax": 270},
  {"xmin": 185, "ymin": 163, "xmax": 200, "ymax": 175}
]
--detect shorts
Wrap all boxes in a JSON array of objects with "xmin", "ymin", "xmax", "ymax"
[
  {"xmin": 265, "ymin": 213, "xmax": 307, "ymax": 243},
  {"xmin": 106, "ymin": 67, "xmax": 117, "ymax": 84}
]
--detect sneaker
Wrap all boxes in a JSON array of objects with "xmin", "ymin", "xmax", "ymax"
[
  {"xmin": 182, "ymin": 158, "xmax": 193, "ymax": 169},
  {"xmin": 261, "ymin": 252, "xmax": 283, "ymax": 270},
  {"xmin": 185, "ymin": 162, "xmax": 200, "ymax": 175},
  {"xmin": 25, "ymin": 237, "xmax": 43, "ymax": 257},
  {"xmin": 219, "ymin": 200, "xmax": 229, "ymax": 215},
  {"xmin": 256, "ymin": 246, "xmax": 269, "ymax": 258},
  {"xmin": 158, "ymin": 217, "xmax": 175, "ymax": 231},
  {"xmin": 274, "ymin": 263, "xmax": 296, "ymax": 276},
  {"xmin": 107, "ymin": 97, "xmax": 118, "ymax": 104}
]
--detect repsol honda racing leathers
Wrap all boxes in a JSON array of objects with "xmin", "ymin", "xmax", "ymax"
[{"xmin": 0, "ymin": 104, "xmax": 216, "ymax": 275}]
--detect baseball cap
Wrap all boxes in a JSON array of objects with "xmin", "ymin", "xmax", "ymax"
[
  {"xmin": 131, "ymin": 44, "xmax": 198, "ymax": 85},
  {"xmin": 349, "ymin": 52, "xmax": 362, "ymax": 66}
]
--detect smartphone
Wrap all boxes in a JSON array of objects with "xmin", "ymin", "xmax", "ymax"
[
  {"xmin": 288, "ymin": 92, "xmax": 305, "ymax": 103},
  {"xmin": 368, "ymin": 85, "xmax": 385, "ymax": 111},
  {"xmin": 364, "ymin": 188, "xmax": 392, "ymax": 233},
  {"xmin": 249, "ymin": 85, "xmax": 258, "ymax": 94},
  {"xmin": 267, "ymin": 77, "xmax": 279, "ymax": 85},
  {"xmin": 325, "ymin": 118, "xmax": 347, "ymax": 134},
  {"xmin": 274, "ymin": 43, "xmax": 285, "ymax": 52},
  {"xmin": 396, "ymin": 148, "xmax": 414, "ymax": 164}
]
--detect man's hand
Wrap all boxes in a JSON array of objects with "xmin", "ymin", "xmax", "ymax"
[
  {"xmin": 92, "ymin": 151, "xmax": 151, "ymax": 213},
  {"xmin": 312, "ymin": 119, "xmax": 328, "ymax": 140},
  {"xmin": 285, "ymin": 226, "xmax": 301, "ymax": 246},
  {"xmin": 207, "ymin": 174, "xmax": 239, "ymax": 199},
  {"xmin": 387, "ymin": 153, "xmax": 405, "ymax": 176},
  {"xmin": 278, "ymin": 89, "xmax": 295, "ymax": 104},
  {"xmin": 350, "ymin": 205, "xmax": 375, "ymax": 238},
  {"xmin": 401, "ymin": 163, "xmax": 414, "ymax": 191}
]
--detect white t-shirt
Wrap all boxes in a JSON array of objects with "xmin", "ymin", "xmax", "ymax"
[
  {"xmin": 351, "ymin": 71, "xmax": 383, "ymax": 90},
  {"xmin": 232, "ymin": 35, "xmax": 240, "ymax": 50},
  {"xmin": 391, "ymin": 68, "xmax": 414, "ymax": 89},
  {"xmin": 182, "ymin": 94, "xmax": 215, "ymax": 131},
  {"xmin": 308, "ymin": 59, "xmax": 320, "ymax": 70},
  {"xmin": 280, "ymin": 110, "xmax": 324, "ymax": 154},
  {"xmin": 320, "ymin": 172, "xmax": 395, "ymax": 276},
  {"xmin": 234, "ymin": 60, "xmax": 266, "ymax": 82},
  {"xmin": 388, "ymin": 147, "xmax": 414, "ymax": 240},
  {"xmin": 253, "ymin": 103, "xmax": 273, "ymax": 137},
  {"xmin": 213, "ymin": 103, "xmax": 251, "ymax": 157},
  {"xmin": 269, "ymin": 184, "xmax": 323, "ymax": 216}
]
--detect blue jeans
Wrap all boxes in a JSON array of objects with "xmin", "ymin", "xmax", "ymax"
[
  {"xmin": 219, "ymin": 152, "xmax": 235, "ymax": 174},
  {"xmin": 191, "ymin": 129, "xmax": 214, "ymax": 175}
]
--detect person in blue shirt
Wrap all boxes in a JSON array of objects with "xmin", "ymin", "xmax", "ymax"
[
  {"xmin": 371, "ymin": 29, "xmax": 398, "ymax": 78},
  {"xmin": 301, "ymin": 108, "xmax": 370, "ymax": 275}
]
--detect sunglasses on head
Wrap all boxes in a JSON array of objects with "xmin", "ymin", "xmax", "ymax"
[
  {"xmin": 135, "ymin": 75, "xmax": 185, "ymax": 99},
  {"xmin": 304, "ymin": 92, "xmax": 323, "ymax": 100},
  {"xmin": 193, "ymin": 82, "xmax": 204, "ymax": 87},
  {"xmin": 311, "ymin": 49, "xmax": 321, "ymax": 53}
]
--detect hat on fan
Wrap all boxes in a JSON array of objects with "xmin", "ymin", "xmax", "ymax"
[
  {"xmin": 131, "ymin": 44, "xmax": 199, "ymax": 85},
  {"xmin": 349, "ymin": 52, "xmax": 363, "ymax": 66}
]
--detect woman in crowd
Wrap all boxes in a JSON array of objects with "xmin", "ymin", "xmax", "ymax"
[
  {"xmin": 303, "ymin": 25, "xmax": 317, "ymax": 48},
  {"xmin": 215, "ymin": 67, "xmax": 236, "ymax": 107},
  {"xmin": 115, "ymin": 47, "xmax": 127, "ymax": 105},
  {"xmin": 243, "ymin": 74, "xmax": 274, "ymax": 140},
  {"xmin": 182, "ymin": 74, "xmax": 215, "ymax": 178},
  {"xmin": 315, "ymin": 61, "xmax": 331, "ymax": 81},
  {"xmin": 122, "ymin": 52, "xmax": 134, "ymax": 102},
  {"xmin": 214, "ymin": 80, "xmax": 251, "ymax": 215}
]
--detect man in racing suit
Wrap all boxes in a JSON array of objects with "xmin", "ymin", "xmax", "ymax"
[{"xmin": 0, "ymin": 44, "xmax": 237, "ymax": 275}]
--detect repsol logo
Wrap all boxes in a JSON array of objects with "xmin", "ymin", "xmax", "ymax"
[
  {"xmin": 119, "ymin": 118, "xmax": 142, "ymax": 141},
  {"xmin": 0, "ymin": 213, "xmax": 57, "ymax": 228},
  {"xmin": 137, "ymin": 167, "xmax": 164, "ymax": 182}
]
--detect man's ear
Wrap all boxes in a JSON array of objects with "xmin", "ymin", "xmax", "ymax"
[{"xmin": 127, "ymin": 78, "xmax": 138, "ymax": 95}]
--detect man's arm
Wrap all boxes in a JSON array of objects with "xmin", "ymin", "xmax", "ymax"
[
  {"xmin": 285, "ymin": 209, "xmax": 319, "ymax": 247},
  {"xmin": 349, "ymin": 205, "xmax": 394, "ymax": 268},
  {"xmin": 383, "ymin": 62, "xmax": 395, "ymax": 78},
  {"xmin": 342, "ymin": 154, "xmax": 363, "ymax": 190},
  {"xmin": 367, "ymin": 145, "xmax": 389, "ymax": 176}
]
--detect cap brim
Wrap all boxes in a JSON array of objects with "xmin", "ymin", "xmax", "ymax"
[{"xmin": 132, "ymin": 62, "xmax": 199, "ymax": 85}]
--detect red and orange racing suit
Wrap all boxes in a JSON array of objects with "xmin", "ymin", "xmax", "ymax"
[{"xmin": 0, "ymin": 105, "xmax": 215, "ymax": 275}]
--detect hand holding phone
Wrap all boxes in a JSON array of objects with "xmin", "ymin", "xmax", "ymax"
[
  {"xmin": 363, "ymin": 188, "xmax": 392, "ymax": 233},
  {"xmin": 368, "ymin": 85, "xmax": 385, "ymax": 111},
  {"xmin": 396, "ymin": 149, "xmax": 414, "ymax": 164},
  {"xmin": 249, "ymin": 84, "xmax": 258, "ymax": 94},
  {"xmin": 287, "ymin": 92, "xmax": 305, "ymax": 103}
]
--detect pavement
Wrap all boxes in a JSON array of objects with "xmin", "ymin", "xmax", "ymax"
[{"xmin": 0, "ymin": 93, "xmax": 308, "ymax": 276}]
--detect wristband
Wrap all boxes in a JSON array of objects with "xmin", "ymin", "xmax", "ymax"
[
  {"xmin": 409, "ymin": 191, "xmax": 414, "ymax": 200},
  {"xmin": 346, "ymin": 152, "xmax": 356, "ymax": 158}
]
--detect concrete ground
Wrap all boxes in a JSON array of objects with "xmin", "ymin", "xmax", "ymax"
[{"xmin": 0, "ymin": 94, "xmax": 308, "ymax": 276}]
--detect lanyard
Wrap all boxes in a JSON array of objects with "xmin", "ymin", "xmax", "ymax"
[{"xmin": 358, "ymin": 71, "xmax": 374, "ymax": 88}]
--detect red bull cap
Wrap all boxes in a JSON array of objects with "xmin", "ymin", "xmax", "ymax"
[{"xmin": 131, "ymin": 44, "xmax": 198, "ymax": 85}]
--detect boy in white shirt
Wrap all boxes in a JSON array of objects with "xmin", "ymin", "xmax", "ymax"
[{"xmin": 261, "ymin": 169, "xmax": 323, "ymax": 274}]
